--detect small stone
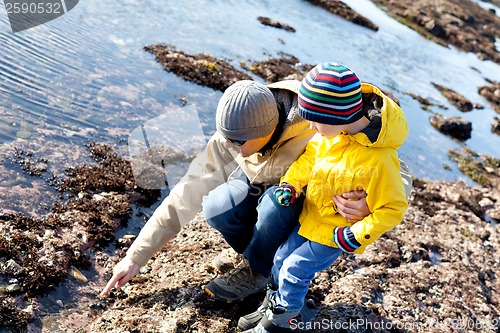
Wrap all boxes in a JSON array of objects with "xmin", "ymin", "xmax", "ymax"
[
  {"xmin": 7, "ymin": 284, "xmax": 21, "ymax": 293},
  {"xmin": 93, "ymin": 194, "xmax": 105, "ymax": 201},
  {"xmin": 479, "ymin": 198, "xmax": 494, "ymax": 207},
  {"xmin": 122, "ymin": 234, "xmax": 137, "ymax": 241},
  {"xmin": 69, "ymin": 266, "xmax": 88, "ymax": 283},
  {"xmin": 140, "ymin": 266, "xmax": 152, "ymax": 275},
  {"xmin": 16, "ymin": 130, "xmax": 32, "ymax": 139},
  {"xmin": 5, "ymin": 259, "xmax": 23, "ymax": 275}
]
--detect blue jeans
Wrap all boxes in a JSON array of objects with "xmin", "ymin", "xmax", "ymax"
[
  {"xmin": 271, "ymin": 224, "xmax": 343, "ymax": 310},
  {"xmin": 202, "ymin": 179, "xmax": 303, "ymax": 276}
]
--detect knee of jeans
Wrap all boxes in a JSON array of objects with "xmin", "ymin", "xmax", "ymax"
[
  {"xmin": 202, "ymin": 195, "xmax": 228, "ymax": 230},
  {"xmin": 257, "ymin": 186, "xmax": 301, "ymax": 221},
  {"xmin": 202, "ymin": 180, "xmax": 250, "ymax": 228}
]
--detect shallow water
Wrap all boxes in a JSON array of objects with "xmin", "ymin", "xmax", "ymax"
[
  {"xmin": 0, "ymin": 0, "xmax": 499, "ymax": 184},
  {"xmin": 0, "ymin": 0, "xmax": 499, "ymax": 330}
]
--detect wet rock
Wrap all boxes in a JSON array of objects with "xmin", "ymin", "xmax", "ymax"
[
  {"xmin": 0, "ymin": 142, "xmax": 161, "ymax": 329},
  {"xmin": 0, "ymin": 301, "xmax": 33, "ymax": 331},
  {"xmin": 116, "ymin": 237, "xmax": 134, "ymax": 249},
  {"xmin": 89, "ymin": 301, "xmax": 108, "ymax": 313},
  {"xmin": 429, "ymin": 113, "xmax": 472, "ymax": 140},
  {"xmin": 479, "ymin": 80, "xmax": 500, "ymax": 114},
  {"xmin": 493, "ymin": 117, "xmax": 500, "ymax": 135},
  {"xmin": 404, "ymin": 91, "xmax": 448, "ymax": 110},
  {"xmin": 243, "ymin": 55, "xmax": 313, "ymax": 83},
  {"xmin": 257, "ymin": 16, "xmax": 296, "ymax": 32},
  {"xmin": 13, "ymin": 149, "xmax": 48, "ymax": 177},
  {"xmin": 371, "ymin": 0, "xmax": 500, "ymax": 64},
  {"xmin": 448, "ymin": 148, "xmax": 500, "ymax": 187},
  {"xmin": 122, "ymin": 235, "xmax": 136, "ymax": 241},
  {"xmin": 305, "ymin": 0, "xmax": 379, "ymax": 31},
  {"xmin": 432, "ymin": 82, "xmax": 480, "ymax": 112},
  {"xmin": 143, "ymin": 44, "xmax": 251, "ymax": 92}
]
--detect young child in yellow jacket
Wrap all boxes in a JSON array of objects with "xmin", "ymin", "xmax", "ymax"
[{"xmin": 241, "ymin": 62, "xmax": 409, "ymax": 333}]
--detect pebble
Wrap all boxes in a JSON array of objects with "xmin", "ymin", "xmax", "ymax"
[
  {"xmin": 122, "ymin": 234, "xmax": 136, "ymax": 241},
  {"xmin": 0, "ymin": 179, "xmax": 18, "ymax": 187},
  {"xmin": 69, "ymin": 266, "xmax": 88, "ymax": 283},
  {"xmin": 16, "ymin": 130, "xmax": 32, "ymax": 139},
  {"xmin": 7, "ymin": 284, "xmax": 21, "ymax": 293},
  {"xmin": 5, "ymin": 259, "xmax": 23, "ymax": 275}
]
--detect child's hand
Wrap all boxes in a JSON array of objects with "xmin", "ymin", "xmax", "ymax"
[
  {"xmin": 332, "ymin": 226, "xmax": 361, "ymax": 253},
  {"xmin": 274, "ymin": 183, "xmax": 299, "ymax": 206}
]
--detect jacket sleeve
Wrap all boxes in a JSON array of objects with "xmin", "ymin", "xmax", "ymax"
[
  {"xmin": 350, "ymin": 151, "xmax": 408, "ymax": 247},
  {"xmin": 279, "ymin": 135, "xmax": 318, "ymax": 195},
  {"xmin": 126, "ymin": 132, "xmax": 239, "ymax": 266}
]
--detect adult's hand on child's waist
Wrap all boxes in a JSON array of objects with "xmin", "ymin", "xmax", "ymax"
[{"xmin": 333, "ymin": 190, "xmax": 369, "ymax": 223}]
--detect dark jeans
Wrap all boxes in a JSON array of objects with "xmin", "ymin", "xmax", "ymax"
[{"xmin": 202, "ymin": 179, "xmax": 303, "ymax": 276}]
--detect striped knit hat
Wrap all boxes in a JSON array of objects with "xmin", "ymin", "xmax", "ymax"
[{"xmin": 298, "ymin": 63, "xmax": 363, "ymax": 125}]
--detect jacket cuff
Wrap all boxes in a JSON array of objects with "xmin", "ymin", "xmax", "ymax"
[
  {"xmin": 333, "ymin": 227, "xmax": 361, "ymax": 253},
  {"xmin": 125, "ymin": 249, "xmax": 149, "ymax": 267}
]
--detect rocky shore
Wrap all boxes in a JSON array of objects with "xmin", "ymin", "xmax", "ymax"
[
  {"xmin": 91, "ymin": 158, "xmax": 500, "ymax": 332},
  {"xmin": 1, "ymin": 140, "xmax": 498, "ymax": 332},
  {"xmin": 1, "ymin": 0, "xmax": 499, "ymax": 332},
  {"xmin": 371, "ymin": 0, "xmax": 500, "ymax": 64}
]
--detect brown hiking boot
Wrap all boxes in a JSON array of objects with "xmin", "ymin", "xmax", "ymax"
[
  {"xmin": 204, "ymin": 259, "xmax": 269, "ymax": 303},
  {"xmin": 206, "ymin": 247, "xmax": 243, "ymax": 275}
]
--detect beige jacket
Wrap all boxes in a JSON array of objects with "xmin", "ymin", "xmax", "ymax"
[{"xmin": 126, "ymin": 80, "xmax": 315, "ymax": 266}]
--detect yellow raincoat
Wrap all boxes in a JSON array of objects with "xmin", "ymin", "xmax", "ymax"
[{"xmin": 280, "ymin": 83, "xmax": 409, "ymax": 253}]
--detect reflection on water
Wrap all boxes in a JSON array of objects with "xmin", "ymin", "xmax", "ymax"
[
  {"xmin": 0, "ymin": 0, "xmax": 498, "ymax": 184},
  {"xmin": 0, "ymin": 0, "xmax": 499, "ymax": 328}
]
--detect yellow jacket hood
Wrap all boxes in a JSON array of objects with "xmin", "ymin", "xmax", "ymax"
[{"xmin": 351, "ymin": 83, "xmax": 408, "ymax": 149}]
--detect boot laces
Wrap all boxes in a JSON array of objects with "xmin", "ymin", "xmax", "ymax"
[{"xmin": 222, "ymin": 259, "xmax": 256, "ymax": 286}]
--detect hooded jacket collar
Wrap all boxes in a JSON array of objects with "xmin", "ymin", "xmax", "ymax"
[{"xmin": 351, "ymin": 83, "xmax": 408, "ymax": 150}]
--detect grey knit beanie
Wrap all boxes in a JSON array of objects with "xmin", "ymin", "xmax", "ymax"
[{"xmin": 216, "ymin": 80, "xmax": 279, "ymax": 141}]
